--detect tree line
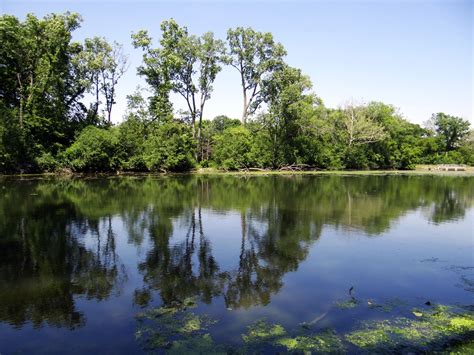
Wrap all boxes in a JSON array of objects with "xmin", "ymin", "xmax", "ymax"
[{"xmin": 0, "ymin": 13, "xmax": 472, "ymax": 173}]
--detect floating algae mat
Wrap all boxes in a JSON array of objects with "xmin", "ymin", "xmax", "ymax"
[{"xmin": 134, "ymin": 300, "xmax": 474, "ymax": 353}]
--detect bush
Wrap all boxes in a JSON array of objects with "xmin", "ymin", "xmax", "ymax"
[
  {"xmin": 142, "ymin": 122, "xmax": 195, "ymax": 172},
  {"xmin": 64, "ymin": 126, "xmax": 120, "ymax": 172},
  {"xmin": 213, "ymin": 126, "xmax": 256, "ymax": 170},
  {"xmin": 117, "ymin": 117, "xmax": 148, "ymax": 171},
  {"xmin": 35, "ymin": 152, "xmax": 60, "ymax": 172}
]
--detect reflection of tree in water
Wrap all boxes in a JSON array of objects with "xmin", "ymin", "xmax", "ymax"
[
  {"xmin": 137, "ymin": 207, "xmax": 221, "ymax": 307},
  {"xmin": 0, "ymin": 183, "xmax": 126, "ymax": 329},
  {"xmin": 0, "ymin": 175, "xmax": 472, "ymax": 327},
  {"xmin": 72, "ymin": 216, "xmax": 127, "ymax": 301},
  {"xmin": 137, "ymin": 197, "xmax": 321, "ymax": 310},
  {"xmin": 224, "ymin": 206, "xmax": 321, "ymax": 309},
  {"xmin": 134, "ymin": 175, "xmax": 473, "ymax": 310},
  {"xmin": 428, "ymin": 187, "xmax": 468, "ymax": 224}
]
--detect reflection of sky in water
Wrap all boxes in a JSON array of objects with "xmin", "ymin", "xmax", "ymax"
[{"xmin": 0, "ymin": 175, "xmax": 472, "ymax": 354}]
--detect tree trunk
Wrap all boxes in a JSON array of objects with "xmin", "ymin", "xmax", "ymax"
[
  {"xmin": 197, "ymin": 122, "xmax": 202, "ymax": 162},
  {"xmin": 242, "ymin": 88, "xmax": 248, "ymax": 125},
  {"xmin": 19, "ymin": 97, "xmax": 24, "ymax": 129},
  {"xmin": 16, "ymin": 73, "xmax": 24, "ymax": 128}
]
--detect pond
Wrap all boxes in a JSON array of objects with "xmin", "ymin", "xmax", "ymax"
[{"xmin": 0, "ymin": 174, "xmax": 473, "ymax": 354}]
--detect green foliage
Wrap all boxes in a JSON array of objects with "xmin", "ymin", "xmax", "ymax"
[
  {"xmin": 142, "ymin": 122, "xmax": 196, "ymax": 172},
  {"xmin": 211, "ymin": 115, "xmax": 241, "ymax": 133},
  {"xmin": 64, "ymin": 126, "xmax": 120, "ymax": 172},
  {"xmin": 78, "ymin": 36, "xmax": 128, "ymax": 123},
  {"xmin": 259, "ymin": 65, "xmax": 319, "ymax": 167},
  {"xmin": 213, "ymin": 126, "xmax": 256, "ymax": 170},
  {"xmin": 0, "ymin": 12, "xmax": 129, "ymax": 173},
  {"xmin": 0, "ymin": 13, "xmax": 84, "ymax": 162},
  {"xmin": 117, "ymin": 116, "xmax": 148, "ymax": 171},
  {"xmin": 0, "ymin": 13, "xmax": 472, "ymax": 173},
  {"xmin": 132, "ymin": 19, "xmax": 224, "ymax": 150},
  {"xmin": 0, "ymin": 104, "xmax": 26, "ymax": 171},
  {"xmin": 430, "ymin": 113, "xmax": 471, "ymax": 152},
  {"xmin": 226, "ymin": 27, "xmax": 287, "ymax": 123},
  {"xmin": 35, "ymin": 152, "xmax": 60, "ymax": 172}
]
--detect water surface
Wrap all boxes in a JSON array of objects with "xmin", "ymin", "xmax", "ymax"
[{"xmin": 0, "ymin": 174, "xmax": 473, "ymax": 353}]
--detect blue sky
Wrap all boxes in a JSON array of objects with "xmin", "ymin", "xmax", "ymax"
[{"xmin": 2, "ymin": 0, "xmax": 472, "ymax": 125}]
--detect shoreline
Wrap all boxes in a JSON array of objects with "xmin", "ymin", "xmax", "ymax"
[{"xmin": 1, "ymin": 167, "xmax": 474, "ymax": 179}]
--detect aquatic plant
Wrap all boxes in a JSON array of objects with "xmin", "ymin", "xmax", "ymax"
[
  {"xmin": 242, "ymin": 320, "xmax": 346, "ymax": 353},
  {"xmin": 135, "ymin": 297, "xmax": 217, "ymax": 350},
  {"xmin": 345, "ymin": 305, "xmax": 474, "ymax": 352}
]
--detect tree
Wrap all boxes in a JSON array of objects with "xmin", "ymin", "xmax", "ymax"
[
  {"xmin": 259, "ymin": 66, "xmax": 318, "ymax": 167},
  {"xmin": 80, "ymin": 37, "xmax": 109, "ymax": 120},
  {"xmin": 132, "ymin": 30, "xmax": 173, "ymax": 121},
  {"xmin": 226, "ymin": 27, "xmax": 286, "ymax": 124},
  {"xmin": 363, "ymin": 102, "xmax": 426, "ymax": 169},
  {"xmin": 117, "ymin": 88, "xmax": 154, "ymax": 171},
  {"xmin": 101, "ymin": 41, "xmax": 128, "ymax": 123},
  {"xmin": 342, "ymin": 101, "xmax": 387, "ymax": 148},
  {"xmin": 211, "ymin": 115, "xmax": 241, "ymax": 133},
  {"xmin": 0, "ymin": 12, "xmax": 86, "ymax": 169},
  {"xmin": 80, "ymin": 37, "xmax": 128, "ymax": 124},
  {"xmin": 429, "ymin": 113, "xmax": 471, "ymax": 152},
  {"xmin": 132, "ymin": 19, "xmax": 224, "ymax": 152}
]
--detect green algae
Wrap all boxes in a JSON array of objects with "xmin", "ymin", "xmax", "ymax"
[
  {"xmin": 242, "ymin": 320, "xmax": 287, "ymax": 343},
  {"xmin": 345, "ymin": 305, "xmax": 474, "ymax": 352},
  {"xmin": 242, "ymin": 320, "xmax": 345, "ymax": 353},
  {"xmin": 275, "ymin": 330, "xmax": 346, "ymax": 353},
  {"xmin": 135, "ymin": 299, "xmax": 217, "ymax": 350},
  {"xmin": 135, "ymin": 302, "xmax": 474, "ymax": 353}
]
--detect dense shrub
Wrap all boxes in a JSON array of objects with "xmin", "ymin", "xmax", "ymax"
[
  {"xmin": 142, "ymin": 122, "xmax": 195, "ymax": 172},
  {"xmin": 213, "ymin": 126, "xmax": 256, "ymax": 170},
  {"xmin": 64, "ymin": 126, "xmax": 121, "ymax": 172},
  {"xmin": 117, "ymin": 117, "xmax": 148, "ymax": 171},
  {"xmin": 35, "ymin": 152, "xmax": 61, "ymax": 172}
]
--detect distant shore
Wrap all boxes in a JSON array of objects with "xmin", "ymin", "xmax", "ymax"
[{"xmin": 1, "ymin": 165, "xmax": 474, "ymax": 179}]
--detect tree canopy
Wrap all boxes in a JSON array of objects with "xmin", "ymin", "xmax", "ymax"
[{"xmin": 0, "ymin": 13, "xmax": 472, "ymax": 173}]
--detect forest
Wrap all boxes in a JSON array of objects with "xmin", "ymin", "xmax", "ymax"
[{"xmin": 0, "ymin": 12, "xmax": 472, "ymax": 173}]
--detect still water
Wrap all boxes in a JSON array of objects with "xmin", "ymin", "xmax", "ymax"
[{"xmin": 0, "ymin": 174, "xmax": 473, "ymax": 353}]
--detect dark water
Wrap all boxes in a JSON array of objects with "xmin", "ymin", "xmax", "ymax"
[{"xmin": 0, "ymin": 174, "xmax": 473, "ymax": 354}]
